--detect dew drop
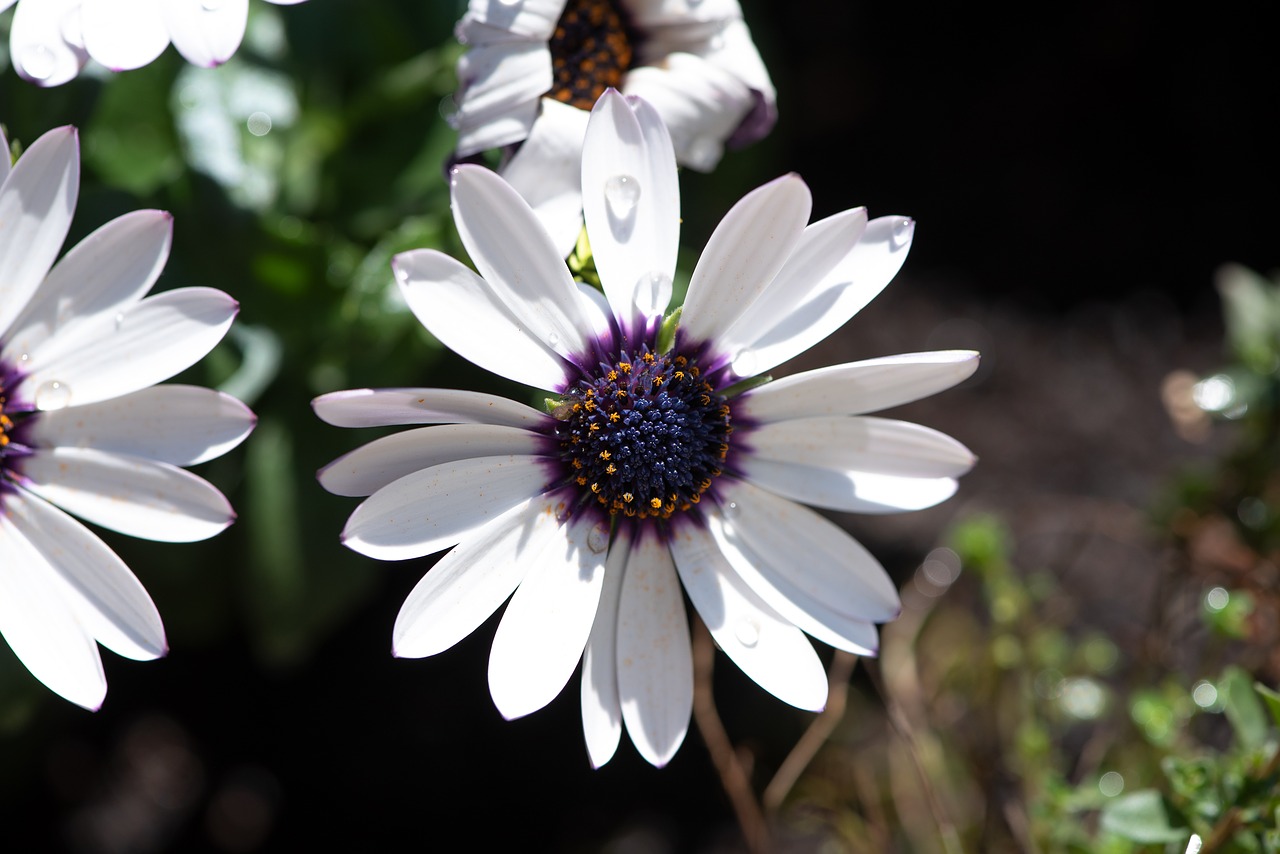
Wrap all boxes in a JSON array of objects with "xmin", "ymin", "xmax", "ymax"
[
  {"xmin": 20, "ymin": 45, "xmax": 57, "ymax": 81},
  {"xmin": 734, "ymin": 619, "xmax": 760, "ymax": 648},
  {"xmin": 19, "ymin": 353, "xmax": 30, "ymax": 364},
  {"xmin": 114, "ymin": 312, "xmax": 126, "ymax": 331},
  {"xmin": 587, "ymin": 522, "xmax": 610, "ymax": 554},
  {"xmin": 604, "ymin": 174, "xmax": 641, "ymax": 219},
  {"xmin": 246, "ymin": 111, "xmax": 272, "ymax": 136},
  {"xmin": 438, "ymin": 95, "xmax": 460, "ymax": 129},
  {"xmin": 635, "ymin": 271, "xmax": 672, "ymax": 310},
  {"xmin": 34, "ymin": 380, "xmax": 72, "ymax": 411},
  {"xmin": 497, "ymin": 0, "xmax": 522, "ymax": 6},
  {"xmin": 723, "ymin": 500, "xmax": 740, "ymax": 519},
  {"xmin": 731, "ymin": 349, "xmax": 757, "ymax": 378},
  {"xmin": 547, "ymin": 331, "xmax": 560, "ymax": 347},
  {"xmin": 201, "ymin": 0, "xmax": 223, "ymax": 11},
  {"xmin": 891, "ymin": 217, "xmax": 915, "ymax": 248}
]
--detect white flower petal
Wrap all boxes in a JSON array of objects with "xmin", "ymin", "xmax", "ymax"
[
  {"xmin": 581, "ymin": 90, "xmax": 680, "ymax": 331},
  {"xmin": 730, "ymin": 215, "xmax": 916, "ymax": 376},
  {"xmin": 0, "ymin": 125, "xmax": 79, "ymax": 342},
  {"xmin": 459, "ymin": 0, "xmax": 564, "ymax": 41},
  {"xmin": 27, "ymin": 384, "xmax": 255, "ymax": 467},
  {"xmin": 1, "ymin": 209, "xmax": 173, "ymax": 368},
  {"xmin": 717, "ymin": 207, "xmax": 866, "ymax": 361},
  {"xmin": 81, "ymin": 0, "xmax": 170, "ymax": 70},
  {"xmin": 739, "ymin": 457, "xmax": 959, "ymax": 515},
  {"xmin": 162, "ymin": 0, "xmax": 249, "ymax": 67},
  {"xmin": 393, "ymin": 249, "xmax": 569, "ymax": 391},
  {"xmin": 502, "ymin": 98, "xmax": 590, "ymax": 260},
  {"xmin": 312, "ymin": 387, "xmax": 548, "ymax": 430},
  {"xmin": 16, "ymin": 446, "xmax": 235, "ymax": 542},
  {"xmin": 679, "ymin": 174, "xmax": 811, "ymax": 349},
  {"xmin": 391, "ymin": 494, "xmax": 560, "ymax": 659},
  {"xmin": 453, "ymin": 40, "xmax": 551, "ymax": 156},
  {"xmin": 716, "ymin": 478, "xmax": 899, "ymax": 624},
  {"xmin": 318, "ymin": 424, "xmax": 545, "ymax": 498},
  {"xmin": 340, "ymin": 455, "xmax": 554, "ymax": 561},
  {"xmin": 18, "ymin": 287, "xmax": 238, "ymax": 409},
  {"xmin": 669, "ymin": 519, "xmax": 827, "ymax": 711},
  {"xmin": 745, "ymin": 416, "xmax": 975, "ymax": 479},
  {"xmin": 617, "ymin": 529, "xmax": 692, "ymax": 767},
  {"xmin": 489, "ymin": 512, "xmax": 609, "ymax": 720},
  {"xmin": 738, "ymin": 351, "xmax": 981, "ymax": 422},
  {"xmin": 5, "ymin": 488, "xmax": 165, "ymax": 661},
  {"xmin": 450, "ymin": 165, "xmax": 597, "ymax": 366},
  {"xmin": 622, "ymin": 52, "xmax": 754, "ymax": 172},
  {"xmin": 0, "ymin": 509, "xmax": 106, "ymax": 710},
  {"xmin": 706, "ymin": 509, "xmax": 879, "ymax": 656},
  {"xmin": 8, "ymin": 0, "xmax": 88, "ymax": 86},
  {"xmin": 581, "ymin": 526, "xmax": 630, "ymax": 769}
]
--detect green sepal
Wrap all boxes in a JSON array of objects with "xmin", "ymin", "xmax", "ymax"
[{"xmin": 656, "ymin": 306, "xmax": 682, "ymax": 354}]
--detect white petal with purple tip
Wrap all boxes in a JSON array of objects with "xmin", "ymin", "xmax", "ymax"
[
  {"xmin": 737, "ymin": 351, "xmax": 981, "ymax": 422},
  {"xmin": 0, "ymin": 125, "xmax": 79, "ymax": 341},
  {"xmin": 669, "ymin": 521, "xmax": 827, "ymax": 711},
  {"xmin": 582, "ymin": 526, "xmax": 630, "ymax": 768},
  {"xmin": 394, "ymin": 249, "xmax": 569, "ymax": 391},
  {"xmin": 679, "ymin": 174, "xmax": 811, "ymax": 348},
  {"xmin": 5, "ymin": 489, "xmax": 166, "ymax": 661},
  {"xmin": 312, "ymin": 388, "xmax": 548, "ymax": 430},
  {"xmin": 17, "ymin": 447, "xmax": 235, "ymax": 543},
  {"xmin": 8, "ymin": 0, "xmax": 88, "ymax": 87},
  {"xmin": 162, "ymin": 0, "xmax": 249, "ymax": 67},
  {"xmin": 489, "ymin": 512, "xmax": 608, "ymax": 720},
  {"xmin": 318, "ymin": 424, "xmax": 544, "ymax": 498},
  {"xmin": 392, "ymin": 495, "xmax": 557, "ymax": 659},
  {"xmin": 745, "ymin": 416, "xmax": 976, "ymax": 479},
  {"xmin": 28, "ymin": 385, "xmax": 255, "ymax": 467},
  {"xmin": 341, "ymin": 455, "xmax": 553, "ymax": 561},
  {"xmin": 617, "ymin": 532, "xmax": 692, "ymax": 767},
  {"xmin": 0, "ymin": 511, "xmax": 106, "ymax": 710}
]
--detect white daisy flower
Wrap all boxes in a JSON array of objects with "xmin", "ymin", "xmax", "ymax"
[
  {"xmin": 452, "ymin": 0, "xmax": 776, "ymax": 256},
  {"xmin": 0, "ymin": 123, "xmax": 254, "ymax": 710},
  {"xmin": 2, "ymin": 0, "xmax": 309, "ymax": 88},
  {"xmin": 314, "ymin": 90, "xmax": 976, "ymax": 767}
]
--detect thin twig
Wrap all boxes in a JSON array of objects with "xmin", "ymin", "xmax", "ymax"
[
  {"xmin": 762, "ymin": 651, "xmax": 858, "ymax": 813},
  {"xmin": 691, "ymin": 616, "xmax": 771, "ymax": 854}
]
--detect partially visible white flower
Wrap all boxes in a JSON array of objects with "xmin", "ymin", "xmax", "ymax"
[
  {"xmin": 0, "ymin": 123, "xmax": 254, "ymax": 709},
  {"xmin": 3, "ymin": 0, "xmax": 309, "ymax": 87},
  {"xmin": 315, "ymin": 91, "xmax": 976, "ymax": 767},
  {"xmin": 452, "ymin": 0, "xmax": 776, "ymax": 256}
]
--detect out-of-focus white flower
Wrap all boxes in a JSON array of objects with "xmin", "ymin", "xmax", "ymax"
[
  {"xmin": 315, "ymin": 91, "xmax": 977, "ymax": 767},
  {"xmin": 0, "ymin": 123, "xmax": 254, "ymax": 709},
  {"xmin": 452, "ymin": 0, "xmax": 777, "ymax": 256},
  {"xmin": 3, "ymin": 0, "xmax": 309, "ymax": 87}
]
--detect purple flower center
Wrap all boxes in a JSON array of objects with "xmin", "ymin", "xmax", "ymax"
[
  {"xmin": 554, "ymin": 345, "xmax": 732, "ymax": 520},
  {"xmin": 548, "ymin": 0, "xmax": 638, "ymax": 111}
]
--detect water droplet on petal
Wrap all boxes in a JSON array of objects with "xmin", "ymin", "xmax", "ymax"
[
  {"xmin": 891, "ymin": 217, "xmax": 915, "ymax": 248},
  {"xmin": 438, "ymin": 95, "xmax": 460, "ymax": 129},
  {"xmin": 635, "ymin": 271, "xmax": 672, "ymax": 310},
  {"xmin": 731, "ymin": 349, "xmax": 757, "ymax": 378},
  {"xmin": 547, "ymin": 331, "xmax": 560, "ymax": 347},
  {"xmin": 114, "ymin": 312, "xmax": 126, "ymax": 331},
  {"xmin": 246, "ymin": 111, "xmax": 272, "ymax": 136},
  {"xmin": 19, "ymin": 353, "xmax": 30, "ymax": 364},
  {"xmin": 587, "ymin": 522, "xmax": 610, "ymax": 554},
  {"xmin": 201, "ymin": 0, "xmax": 223, "ymax": 11},
  {"xmin": 734, "ymin": 619, "xmax": 760, "ymax": 647},
  {"xmin": 497, "ymin": 0, "xmax": 522, "ymax": 6},
  {"xmin": 723, "ymin": 500, "xmax": 740, "ymax": 519},
  {"xmin": 604, "ymin": 174, "xmax": 641, "ymax": 219},
  {"xmin": 20, "ymin": 45, "xmax": 57, "ymax": 81},
  {"xmin": 35, "ymin": 380, "xmax": 72, "ymax": 411}
]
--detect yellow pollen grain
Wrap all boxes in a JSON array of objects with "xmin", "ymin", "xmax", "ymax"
[
  {"xmin": 599, "ymin": 450, "xmax": 611, "ymax": 460},
  {"xmin": 649, "ymin": 497, "xmax": 662, "ymax": 509}
]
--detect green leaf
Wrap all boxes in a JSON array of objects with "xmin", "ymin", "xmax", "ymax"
[
  {"xmin": 1223, "ymin": 666, "xmax": 1269, "ymax": 751},
  {"xmin": 1257, "ymin": 682, "xmax": 1280, "ymax": 730},
  {"xmin": 1099, "ymin": 790, "xmax": 1190, "ymax": 844}
]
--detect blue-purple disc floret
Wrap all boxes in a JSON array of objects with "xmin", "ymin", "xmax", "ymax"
[{"xmin": 553, "ymin": 342, "xmax": 732, "ymax": 520}]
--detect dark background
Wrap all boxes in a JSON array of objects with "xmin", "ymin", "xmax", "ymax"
[{"xmin": 1, "ymin": 1, "xmax": 1277, "ymax": 850}]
